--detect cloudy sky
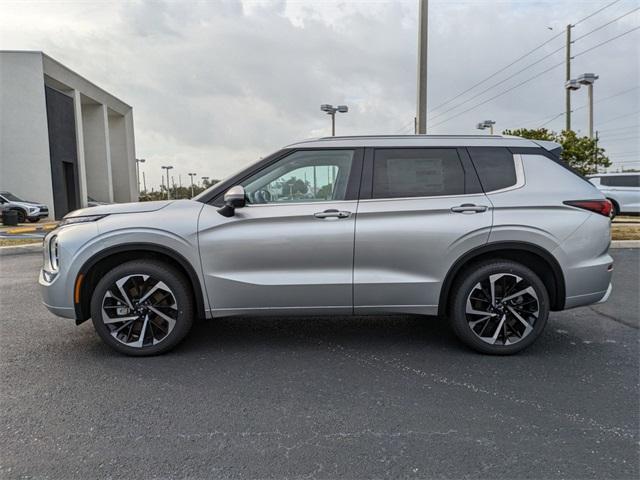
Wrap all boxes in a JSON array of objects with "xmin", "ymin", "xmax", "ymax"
[{"xmin": 1, "ymin": 0, "xmax": 638, "ymax": 189}]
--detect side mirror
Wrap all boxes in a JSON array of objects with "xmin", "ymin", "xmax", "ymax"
[{"xmin": 217, "ymin": 185, "xmax": 246, "ymax": 217}]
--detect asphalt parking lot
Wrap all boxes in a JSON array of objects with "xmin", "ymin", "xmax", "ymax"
[{"xmin": 0, "ymin": 248, "xmax": 638, "ymax": 480}]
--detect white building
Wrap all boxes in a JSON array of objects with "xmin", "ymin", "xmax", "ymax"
[{"xmin": 0, "ymin": 51, "xmax": 137, "ymax": 219}]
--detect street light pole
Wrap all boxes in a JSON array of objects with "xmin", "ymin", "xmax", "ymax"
[
  {"xmin": 416, "ymin": 0, "xmax": 428, "ymax": 134},
  {"xmin": 135, "ymin": 158, "xmax": 146, "ymax": 194},
  {"xmin": 320, "ymin": 104, "xmax": 348, "ymax": 136},
  {"xmin": 188, "ymin": 172, "xmax": 197, "ymax": 198},
  {"xmin": 565, "ymin": 24, "xmax": 572, "ymax": 131},
  {"xmin": 567, "ymin": 73, "xmax": 599, "ymax": 138},
  {"xmin": 161, "ymin": 166, "xmax": 173, "ymax": 200}
]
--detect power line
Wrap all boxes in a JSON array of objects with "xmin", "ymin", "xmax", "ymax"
[
  {"xmin": 598, "ymin": 110, "xmax": 640, "ymax": 127},
  {"xmin": 427, "ymin": 29, "xmax": 565, "ymax": 114},
  {"xmin": 573, "ymin": 6, "xmax": 640, "ymax": 42},
  {"xmin": 539, "ymin": 112, "xmax": 566, "ymax": 128},
  {"xmin": 598, "ymin": 124, "xmax": 639, "ymax": 133},
  {"xmin": 573, "ymin": 0, "xmax": 622, "ymax": 26},
  {"xmin": 430, "ymin": 61, "xmax": 565, "ymax": 129},
  {"xmin": 428, "ymin": 44, "xmax": 566, "ymax": 122},
  {"xmin": 573, "ymin": 25, "xmax": 640, "ymax": 58}
]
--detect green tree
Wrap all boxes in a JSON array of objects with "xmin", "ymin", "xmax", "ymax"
[{"xmin": 502, "ymin": 128, "xmax": 610, "ymax": 175}]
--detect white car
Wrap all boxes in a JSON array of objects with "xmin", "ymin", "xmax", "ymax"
[{"xmin": 588, "ymin": 173, "xmax": 640, "ymax": 217}]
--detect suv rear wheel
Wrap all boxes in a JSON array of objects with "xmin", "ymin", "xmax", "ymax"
[
  {"xmin": 90, "ymin": 260, "xmax": 194, "ymax": 356},
  {"xmin": 450, "ymin": 260, "xmax": 549, "ymax": 355}
]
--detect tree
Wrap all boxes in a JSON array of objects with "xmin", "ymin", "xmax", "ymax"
[{"xmin": 502, "ymin": 128, "xmax": 611, "ymax": 175}]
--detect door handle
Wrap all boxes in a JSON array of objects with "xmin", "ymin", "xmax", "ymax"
[
  {"xmin": 314, "ymin": 209, "xmax": 351, "ymax": 219},
  {"xmin": 451, "ymin": 204, "xmax": 488, "ymax": 213}
]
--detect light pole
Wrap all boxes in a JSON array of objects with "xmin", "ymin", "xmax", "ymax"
[
  {"xmin": 188, "ymin": 172, "xmax": 197, "ymax": 197},
  {"xmin": 161, "ymin": 165, "xmax": 173, "ymax": 200},
  {"xmin": 476, "ymin": 120, "xmax": 496, "ymax": 135},
  {"xmin": 135, "ymin": 158, "xmax": 146, "ymax": 194},
  {"xmin": 320, "ymin": 104, "xmax": 348, "ymax": 136},
  {"xmin": 578, "ymin": 73, "xmax": 598, "ymax": 139},
  {"xmin": 565, "ymin": 73, "xmax": 598, "ymax": 138},
  {"xmin": 201, "ymin": 176, "xmax": 210, "ymax": 188}
]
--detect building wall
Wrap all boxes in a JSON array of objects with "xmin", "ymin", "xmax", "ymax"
[
  {"xmin": 0, "ymin": 51, "xmax": 137, "ymax": 219},
  {"xmin": 45, "ymin": 86, "xmax": 81, "ymax": 218},
  {"xmin": 82, "ymin": 103, "xmax": 113, "ymax": 203},
  {"xmin": 0, "ymin": 52, "xmax": 55, "ymax": 213}
]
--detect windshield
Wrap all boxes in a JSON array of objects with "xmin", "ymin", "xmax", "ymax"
[{"xmin": 0, "ymin": 192, "xmax": 23, "ymax": 202}]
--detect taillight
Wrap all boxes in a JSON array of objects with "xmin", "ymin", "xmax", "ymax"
[{"xmin": 563, "ymin": 199, "xmax": 612, "ymax": 217}]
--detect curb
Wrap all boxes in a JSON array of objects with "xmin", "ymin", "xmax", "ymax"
[
  {"xmin": 0, "ymin": 243, "xmax": 43, "ymax": 256},
  {"xmin": 611, "ymin": 240, "xmax": 640, "ymax": 249}
]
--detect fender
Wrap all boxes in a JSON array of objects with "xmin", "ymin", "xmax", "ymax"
[
  {"xmin": 74, "ymin": 242, "xmax": 207, "ymax": 323},
  {"xmin": 438, "ymin": 240, "xmax": 566, "ymax": 314}
]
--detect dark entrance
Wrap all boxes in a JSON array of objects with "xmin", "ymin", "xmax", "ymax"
[{"xmin": 45, "ymin": 86, "xmax": 80, "ymax": 218}]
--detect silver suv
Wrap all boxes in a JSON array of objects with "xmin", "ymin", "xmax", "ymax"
[{"xmin": 40, "ymin": 135, "xmax": 613, "ymax": 356}]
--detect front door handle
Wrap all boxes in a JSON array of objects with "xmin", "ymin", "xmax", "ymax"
[
  {"xmin": 451, "ymin": 204, "xmax": 488, "ymax": 213},
  {"xmin": 314, "ymin": 209, "xmax": 351, "ymax": 219}
]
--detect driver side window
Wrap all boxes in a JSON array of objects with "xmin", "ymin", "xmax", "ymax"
[{"xmin": 242, "ymin": 150, "xmax": 354, "ymax": 205}]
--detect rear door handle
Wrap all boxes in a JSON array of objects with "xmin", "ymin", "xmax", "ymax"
[
  {"xmin": 314, "ymin": 209, "xmax": 351, "ymax": 219},
  {"xmin": 451, "ymin": 204, "xmax": 488, "ymax": 213}
]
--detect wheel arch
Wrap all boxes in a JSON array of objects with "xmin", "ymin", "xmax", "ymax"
[
  {"xmin": 438, "ymin": 241, "xmax": 566, "ymax": 316},
  {"xmin": 74, "ymin": 243, "xmax": 206, "ymax": 325}
]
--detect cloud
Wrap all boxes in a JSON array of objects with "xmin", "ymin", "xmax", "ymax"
[{"xmin": 1, "ymin": 0, "xmax": 638, "ymax": 187}]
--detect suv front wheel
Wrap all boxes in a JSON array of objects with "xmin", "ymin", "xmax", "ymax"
[
  {"xmin": 450, "ymin": 260, "xmax": 549, "ymax": 355},
  {"xmin": 90, "ymin": 260, "xmax": 194, "ymax": 356}
]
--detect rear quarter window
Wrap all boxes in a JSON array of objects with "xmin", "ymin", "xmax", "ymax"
[{"xmin": 467, "ymin": 147, "xmax": 517, "ymax": 192}]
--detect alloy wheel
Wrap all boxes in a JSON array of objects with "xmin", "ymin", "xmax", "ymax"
[
  {"xmin": 465, "ymin": 273, "xmax": 539, "ymax": 346},
  {"xmin": 101, "ymin": 274, "xmax": 178, "ymax": 348}
]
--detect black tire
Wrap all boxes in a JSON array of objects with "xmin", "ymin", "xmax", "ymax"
[
  {"xmin": 16, "ymin": 210, "xmax": 26, "ymax": 223},
  {"xmin": 27, "ymin": 218, "xmax": 40, "ymax": 223},
  {"xmin": 607, "ymin": 199, "xmax": 619, "ymax": 219},
  {"xmin": 449, "ymin": 259, "xmax": 549, "ymax": 355},
  {"xmin": 90, "ymin": 260, "xmax": 194, "ymax": 356}
]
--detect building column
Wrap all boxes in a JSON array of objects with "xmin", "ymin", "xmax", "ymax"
[
  {"xmin": 72, "ymin": 89, "xmax": 88, "ymax": 209},
  {"xmin": 82, "ymin": 103, "xmax": 114, "ymax": 202}
]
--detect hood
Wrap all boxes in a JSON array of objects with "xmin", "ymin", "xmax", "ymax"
[{"xmin": 65, "ymin": 200, "xmax": 175, "ymax": 218}]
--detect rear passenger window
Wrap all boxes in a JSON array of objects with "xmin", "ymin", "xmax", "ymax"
[
  {"xmin": 372, "ymin": 149, "xmax": 465, "ymax": 199},
  {"xmin": 467, "ymin": 147, "xmax": 517, "ymax": 192},
  {"xmin": 601, "ymin": 175, "xmax": 640, "ymax": 187}
]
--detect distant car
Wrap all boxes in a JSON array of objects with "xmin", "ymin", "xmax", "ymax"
[
  {"xmin": 87, "ymin": 196, "xmax": 110, "ymax": 208},
  {"xmin": 588, "ymin": 173, "xmax": 640, "ymax": 217},
  {"xmin": 0, "ymin": 191, "xmax": 49, "ymax": 223}
]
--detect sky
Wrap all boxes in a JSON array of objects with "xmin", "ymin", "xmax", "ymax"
[{"xmin": 1, "ymin": 0, "xmax": 638, "ymax": 190}]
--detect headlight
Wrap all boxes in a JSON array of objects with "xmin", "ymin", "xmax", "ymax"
[
  {"xmin": 43, "ymin": 234, "xmax": 59, "ymax": 274},
  {"xmin": 28, "ymin": 207, "xmax": 39, "ymax": 213},
  {"xmin": 58, "ymin": 214, "xmax": 106, "ymax": 227}
]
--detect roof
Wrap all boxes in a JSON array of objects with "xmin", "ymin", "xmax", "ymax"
[{"xmin": 285, "ymin": 135, "xmax": 547, "ymax": 149}]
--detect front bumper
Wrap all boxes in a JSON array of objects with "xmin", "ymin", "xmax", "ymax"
[{"xmin": 39, "ymin": 268, "xmax": 76, "ymax": 319}]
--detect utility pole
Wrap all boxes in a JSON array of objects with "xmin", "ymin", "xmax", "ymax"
[
  {"xmin": 565, "ymin": 24, "xmax": 572, "ymax": 131},
  {"xmin": 188, "ymin": 172, "xmax": 197, "ymax": 197},
  {"xmin": 142, "ymin": 171, "xmax": 147, "ymax": 193},
  {"xmin": 416, "ymin": 0, "xmax": 428, "ymax": 134}
]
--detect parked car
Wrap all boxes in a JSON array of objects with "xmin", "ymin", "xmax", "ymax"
[
  {"xmin": 587, "ymin": 172, "xmax": 640, "ymax": 217},
  {"xmin": 0, "ymin": 191, "xmax": 49, "ymax": 223},
  {"xmin": 87, "ymin": 196, "xmax": 110, "ymax": 208},
  {"xmin": 40, "ymin": 135, "xmax": 613, "ymax": 356}
]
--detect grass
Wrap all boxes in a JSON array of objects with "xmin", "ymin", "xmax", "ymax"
[
  {"xmin": 612, "ymin": 224, "xmax": 640, "ymax": 241},
  {"xmin": 0, "ymin": 238, "xmax": 42, "ymax": 248}
]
